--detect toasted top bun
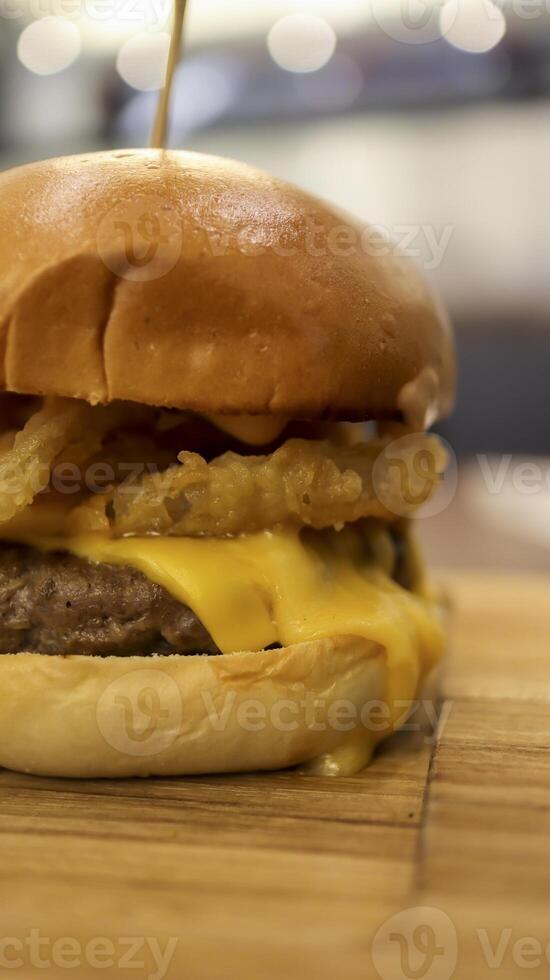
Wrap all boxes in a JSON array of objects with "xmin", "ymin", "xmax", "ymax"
[
  {"xmin": 0, "ymin": 635, "xmax": 385, "ymax": 778},
  {"xmin": 0, "ymin": 150, "xmax": 454, "ymax": 424}
]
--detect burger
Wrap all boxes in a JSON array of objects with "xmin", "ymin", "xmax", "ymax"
[{"xmin": 0, "ymin": 150, "xmax": 455, "ymax": 778}]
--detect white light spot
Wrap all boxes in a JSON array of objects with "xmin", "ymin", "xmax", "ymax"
[
  {"xmin": 440, "ymin": 0, "xmax": 506, "ymax": 54},
  {"xmin": 267, "ymin": 14, "xmax": 337, "ymax": 74},
  {"xmin": 116, "ymin": 32, "xmax": 171, "ymax": 91},
  {"xmin": 17, "ymin": 17, "xmax": 81, "ymax": 76}
]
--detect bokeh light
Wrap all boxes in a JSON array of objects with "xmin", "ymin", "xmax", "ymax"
[
  {"xmin": 267, "ymin": 14, "xmax": 337, "ymax": 74},
  {"xmin": 440, "ymin": 0, "xmax": 507, "ymax": 54},
  {"xmin": 116, "ymin": 32, "xmax": 171, "ymax": 91},
  {"xmin": 17, "ymin": 17, "xmax": 81, "ymax": 75}
]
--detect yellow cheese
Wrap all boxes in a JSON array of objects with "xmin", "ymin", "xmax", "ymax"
[
  {"xmin": 4, "ymin": 522, "xmax": 444, "ymax": 737},
  {"xmin": 204, "ymin": 413, "xmax": 288, "ymax": 446}
]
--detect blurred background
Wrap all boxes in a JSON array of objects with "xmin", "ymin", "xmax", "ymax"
[{"xmin": 0, "ymin": 0, "xmax": 549, "ymax": 571}]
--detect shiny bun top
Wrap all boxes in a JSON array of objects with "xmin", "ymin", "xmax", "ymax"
[{"xmin": 0, "ymin": 150, "xmax": 455, "ymax": 425}]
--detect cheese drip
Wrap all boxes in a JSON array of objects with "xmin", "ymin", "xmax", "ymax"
[{"xmin": 6, "ymin": 525, "xmax": 444, "ymax": 741}]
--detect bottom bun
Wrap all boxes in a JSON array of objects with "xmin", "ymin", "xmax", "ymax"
[{"xmin": 0, "ymin": 636, "xmax": 388, "ymax": 778}]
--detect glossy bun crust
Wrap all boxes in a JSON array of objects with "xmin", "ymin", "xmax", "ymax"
[{"xmin": 0, "ymin": 150, "xmax": 455, "ymax": 423}]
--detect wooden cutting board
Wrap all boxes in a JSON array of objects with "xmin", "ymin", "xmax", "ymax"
[{"xmin": 1, "ymin": 572, "xmax": 549, "ymax": 980}]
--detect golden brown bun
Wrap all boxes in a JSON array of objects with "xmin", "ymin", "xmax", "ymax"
[
  {"xmin": 0, "ymin": 636, "xmax": 386, "ymax": 778},
  {"xmin": 0, "ymin": 150, "xmax": 454, "ymax": 425}
]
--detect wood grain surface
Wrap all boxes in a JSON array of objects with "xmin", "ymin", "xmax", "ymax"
[{"xmin": 1, "ymin": 572, "xmax": 549, "ymax": 980}]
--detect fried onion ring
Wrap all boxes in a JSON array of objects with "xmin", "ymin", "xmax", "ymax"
[
  {"xmin": 69, "ymin": 433, "xmax": 446, "ymax": 537},
  {"xmin": 0, "ymin": 399, "xmax": 137, "ymax": 525},
  {"xmin": 0, "ymin": 399, "xmax": 91, "ymax": 523}
]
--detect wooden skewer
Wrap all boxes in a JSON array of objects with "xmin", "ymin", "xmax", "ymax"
[{"xmin": 150, "ymin": 0, "xmax": 189, "ymax": 148}]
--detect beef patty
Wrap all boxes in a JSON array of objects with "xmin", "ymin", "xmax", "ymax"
[
  {"xmin": 0, "ymin": 528, "xmax": 414, "ymax": 658},
  {"xmin": 0, "ymin": 543, "xmax": 220, "ymax": 657}
]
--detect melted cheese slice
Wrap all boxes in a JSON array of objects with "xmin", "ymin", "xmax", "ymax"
[
  {"xmin": 205, "ymin": 413, "xmax": 288, "ymax": 446},
  {"xmin": 4, "ymin": 522, "xmax": 444, "ymax": 736}
]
